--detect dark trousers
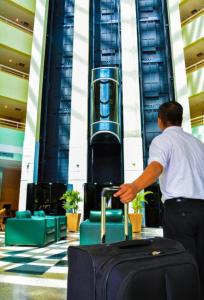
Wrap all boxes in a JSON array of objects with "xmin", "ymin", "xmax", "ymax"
[{"xmin": 163, "ymin": 199, "xmax": 204, "ymax": 299}]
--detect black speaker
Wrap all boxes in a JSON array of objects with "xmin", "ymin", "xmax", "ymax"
[
  {"xmin": 83, "ymin": 182, "xmax": 123, "ymax": 220},
  {"xmin": 26, "ymin": 182, "xmax": 67, "ymax": 215}
]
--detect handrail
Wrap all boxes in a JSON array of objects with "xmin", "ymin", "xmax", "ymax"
[
  {"xmin": 0, "ymin": 15, "xmax": 33, "ymax": 34},
  {"xmin": 191, "ymin": 115, "xmax": 204, "ymax": 127},
  {"xmin": 181, "ymin": 7, "xmax": 204, "ymax": 26},
  {"xmin": 186, "ymin": 59, "xmax": 204, "ymax": 74},
  {"xmin": 0, "ymin": 64, "xmax": 29, "ymax": 79},
  {"xmin": 0, "ymin": 118, "xmax": 25, "ymax": 130}
]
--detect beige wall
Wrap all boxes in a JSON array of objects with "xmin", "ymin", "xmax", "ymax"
[{"xmin": 1, "ymin": 169, "xmax": 21, "ymax": 210}]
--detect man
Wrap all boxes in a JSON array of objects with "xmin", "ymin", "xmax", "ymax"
[{"xmin": 114, "ymin": 101, "xmax": 204, "ymax": 295}]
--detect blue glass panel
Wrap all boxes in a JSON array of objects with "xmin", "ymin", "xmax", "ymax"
[
  {"xmin": 38, "ymin": 0, "xmax": 75, "ymax": 183},
  {"xmin": 136, "ymin": 0, "xmax": 175, "ymax": 166}
]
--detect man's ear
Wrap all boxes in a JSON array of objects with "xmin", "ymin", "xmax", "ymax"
[{"xmin": 158, "ymin": 117, "xmax": 165, "ymax": 130}]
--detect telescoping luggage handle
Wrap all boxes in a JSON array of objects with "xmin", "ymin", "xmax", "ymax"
[{"xmin": 101, "ymin": 186, "xmax": 129, "ymax": 244}]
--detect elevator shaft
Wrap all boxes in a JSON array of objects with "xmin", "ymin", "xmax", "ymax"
[{"xmin": 88, "ymin": 0, "xmax": 123, "ymax": 185}]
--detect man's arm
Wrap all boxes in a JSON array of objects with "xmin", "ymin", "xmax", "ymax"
[{"xmin": 114, "ymin": 161, "xmax": 163, "ymax": 203}]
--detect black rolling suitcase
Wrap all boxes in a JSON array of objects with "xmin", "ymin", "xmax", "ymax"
[{"xmin": 67, "ymin": 187, "xmax": 200, "ymax": 300}]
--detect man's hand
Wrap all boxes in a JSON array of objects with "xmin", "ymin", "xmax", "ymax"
[
  {"xmin": 114, "ymin": 183, "xmax": 139, "ymax": 204},
  {"xmin": 113, "ymin": 161, "xmax": 163, "ymax": 204}
]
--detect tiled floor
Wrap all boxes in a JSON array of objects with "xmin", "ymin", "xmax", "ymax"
[
  {"xmin": 0, "ymin": 227, "xmax": 163, "ymax": 300},
  {"xmin": 0, "ymin": 232, "xmax": 78, "ymax": 300}
]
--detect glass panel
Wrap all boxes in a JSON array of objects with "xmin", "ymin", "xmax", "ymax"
[{"xmin": 93, "ymin": 80, "xmax": 118, "ymax": 123}]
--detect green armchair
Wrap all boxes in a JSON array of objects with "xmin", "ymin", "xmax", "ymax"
[
  {"xmin": 33, "ymin": 210, "xmax": 67, "ymax": 241},
  {"xmin": 5, "ymin": 210, "xmax": 56, "ymax": 247},
  {"xmin": 80, "ymin": 209, "xmax": 132, "ymax": 245}
]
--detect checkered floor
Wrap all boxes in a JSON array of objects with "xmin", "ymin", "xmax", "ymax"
[{"xmin": 0, "ymin": 232, "xmax": 78, "ymax": 289}]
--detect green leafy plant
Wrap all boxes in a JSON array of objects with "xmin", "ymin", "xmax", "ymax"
[
  {"xmin": 132, "ymin": 191, "xmax": 153, "ymax": 214},
  {"xmin": 60, "ymin": 190, "xmax": 82, "ymax": 213}
]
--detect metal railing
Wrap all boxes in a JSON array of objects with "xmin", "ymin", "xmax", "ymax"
[
  {"xmin": 181, "ymin": 7, "xmax": 204, "ymax": 26},
  {"xmin": 0, "ymin": 64, "xmax": 29, "ymax": 80},
  {"xmin": 186, "ymin": 59, "xmax": 204, "ymax": 73},
  {"xmin": 0, "ymin": 15, "xmax": 33, "ymax": 34},
  {"xmin": 191, "ymin": 115, "xmax": 204, "ymax": 127},
  {"xmin": 0, "ymin": 118, "xmax": 25, "ymax": 130}
]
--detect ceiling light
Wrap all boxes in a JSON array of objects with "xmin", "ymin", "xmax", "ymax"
[
  {"xmin": 16, "ymin": 18, "xmax": 19, "ymax": 22},
  {"xmin": 4, "ymin": 105, "xmax": 8, "ymax": 109},
  {"xmin": 9, "ymin": 59, "xmax": 12, "ymax": 63}
]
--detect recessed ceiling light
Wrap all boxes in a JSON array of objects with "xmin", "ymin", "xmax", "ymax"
[
  {"xmin": 9, "ymin": 59, "xmax": 12, "ymax": 63},
  {"xmin": 4, "ymin": 105, "xmax": 8, "ymax": 109},
  {"xmin": 16, "ymin": 18, "xmax": 19, "ymax": 22}
]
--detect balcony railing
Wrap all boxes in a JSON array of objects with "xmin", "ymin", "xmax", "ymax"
[
  {"xmin": 181, "ymin": 7, "xmax": 204, "ymax": 26},
  {"xmin": 0, "ymin": 15, "xmax": 33, "ymax": 34},
  {"xmin": 0, "ymin": 118, "xmax": 25, "ymax": 130},
  {"xmin": 186, "ymin": 59, "xmax": 204, "ymax": 74},
  {"xmin": 0, "ymin": 64, "xmax": 29, "ymax": 80},
  {"xmin": 191, "ymin": 115, "xmax": 204, "ymax": 127}
]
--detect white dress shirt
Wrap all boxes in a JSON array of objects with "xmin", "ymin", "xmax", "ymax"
[{"xmin": 148, "ymin": 126, "xmax": 204, "ymax": 202}]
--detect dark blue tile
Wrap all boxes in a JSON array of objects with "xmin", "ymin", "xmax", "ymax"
[
  {"xmin": 5, "ymin": 250, "xmax": 31, "ymax": 255},
  {"xmin": 1, "ymin": 257, "xmax": 36, "ymax": 263},
  {"xmin": 47, "ymin": 251, "xmax": 67, "ymax": 259},
  {"xmin": 55, "ymin": 260, "xmax": 68, "ymax": 267},
  {"xmin": 6, "ymin": 264, "xmax": 50, "ymax": 275}
]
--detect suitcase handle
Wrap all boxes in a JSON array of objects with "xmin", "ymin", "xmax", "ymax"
[
  {"xmin": 101, "ymin": 186, "xmax": 129, "ymax": 244},
  {"xmin": 116, "ymin": 239, "xmax": 152, "ymax": 249}
]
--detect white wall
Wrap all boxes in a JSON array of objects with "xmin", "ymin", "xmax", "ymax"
[
  {"xmin": 18, "ymin": 0, "xmax": 49, "ymax": 210},
  {"xmin": 68, "ymin": 0, "xmax": 90, "ymax": 214},
  {"xmin": 167, "ymin": 0, "xmax": 191, "ymax": 133},
  {"xmin": 121, "ymin": 0, "xmax": 144, "ymax": 185}
]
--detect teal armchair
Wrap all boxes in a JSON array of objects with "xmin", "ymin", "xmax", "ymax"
[
  {"xmin": 5, "ymin": 211, "xmax": 56, "ymax": 247},
  {"xmin": 33, "ymin": 210, "xmax": 67, "ymax": 241},
  {"xmin": 80, "ymin": 209, "xmax": 132, "ymax": 245}
]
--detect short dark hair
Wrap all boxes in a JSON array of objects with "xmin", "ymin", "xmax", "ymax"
[{"xmin": 158, "ymin": 102, "xmax": 183, "ymax": 126}]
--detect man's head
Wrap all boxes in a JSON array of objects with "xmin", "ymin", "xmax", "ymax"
[{"xmin": 158, "ymin": 101, "xmax": 183, "ymax": 130}]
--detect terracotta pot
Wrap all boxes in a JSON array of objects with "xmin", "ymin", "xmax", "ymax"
[
  {"xmin": 128, "ymin": 213, "xmax": 143, "ymax": 233},
  {"xmin": 67, "ymin": 213, "xmax": 81, "ymax": 232}
]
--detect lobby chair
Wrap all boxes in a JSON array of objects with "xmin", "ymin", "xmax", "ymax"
[
  {"xmin": 5, "ymin": 210, "xmax": 56, "ymax": 247},
  {"xmin": 33, "ymin": 210, "xmax": 67, "ymax": 241},
  {"xmin": 80, "ymin": 209, "xmax": 132, "ymax": 245}
]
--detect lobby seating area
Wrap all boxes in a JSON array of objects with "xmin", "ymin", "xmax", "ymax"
[{"xmin": 5, "ymin": 210, "xmax": 67, "ymax": 247}]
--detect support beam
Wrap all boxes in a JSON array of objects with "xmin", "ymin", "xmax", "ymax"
[
  {"xmin": 167, "ymin": 0, "xmax": 191, "ymax": 132},
  {"xmin": 68, "ymin": 0, "xmax": 90, "ymax": 204},
  {"xmin": 121, "ymin": 0, "xmax": 144, "ymax": 183},
  {"xmin": 19, "ymin": 0, "xmax": 49, "ymax": 210}
]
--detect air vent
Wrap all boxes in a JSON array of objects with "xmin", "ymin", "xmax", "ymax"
[
  {"xmin": 191, "ymin": 9, "xmax": 198, "ymax": 14},
  {"xmin": 15, "ymin": 107, "xmax": 22, "ymax": 111},
  {"xmin": 21, "ymin": 21, "xmax": 29, "ymax": 27},
  {"xmin": 196, "ymin": 52, "xmax": 203, "ymax": 57}
]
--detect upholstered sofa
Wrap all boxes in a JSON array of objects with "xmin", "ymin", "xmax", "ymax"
[
  {"xmin": 33, "ymin": 210, "xmax": 67, "ymax": 241},
  {"xmin": 5, "ymin": 210, "xmax": 56, "ymax": 246},
  {"xmin": 80, "ymin": 209, "xmax": 132, "ymax": 245}
]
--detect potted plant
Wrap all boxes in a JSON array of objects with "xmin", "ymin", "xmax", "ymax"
[
  {"xmin": 128, "ymin": 191, "xmax": 153, "ymax": 233},
  {"xmin": 60, "ymin": 190, "xmax": 82, "ymax": 232}
]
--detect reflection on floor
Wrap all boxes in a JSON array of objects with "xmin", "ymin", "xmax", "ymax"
[{"xmin": 0, "ymin": 227, "xmax": 163, "ymax": 300}]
